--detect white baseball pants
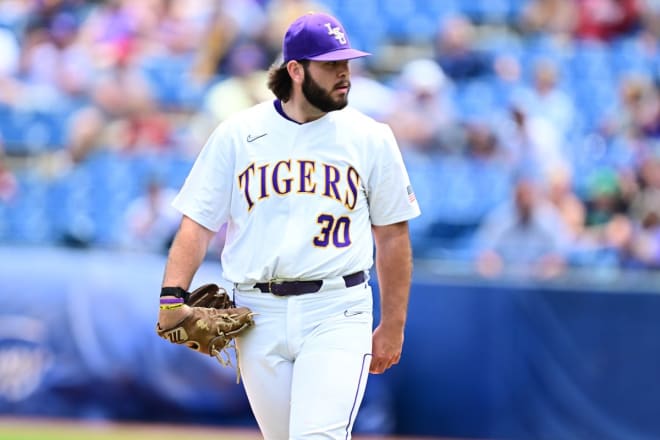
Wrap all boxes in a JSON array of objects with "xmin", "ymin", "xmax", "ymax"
[{"xmin": 234, "ymin": 281, "xmax": 373, "ymax": 440}]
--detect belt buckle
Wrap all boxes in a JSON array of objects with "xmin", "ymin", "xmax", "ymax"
[{"xmin": 269, "ymin": 279, "xmax": 283, "ymax": 294}]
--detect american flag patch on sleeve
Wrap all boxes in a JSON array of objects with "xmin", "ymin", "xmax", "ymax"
[{"xmin": 406, "ymin": 185, "xmax": 416, "ymax": 203}]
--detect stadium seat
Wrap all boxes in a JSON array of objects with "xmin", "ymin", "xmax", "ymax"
[
  {"xmin": 139, "ymin": 55, "xmax": 203, "ymax": 110},
  {"xmin": 9, "ymin": 172, "xmax": 54, "ymax": 243},
  {"xmin": 609, "ymin": 37, "xmax": 655, "ymax": 77},
  {"xmin": 453, "ymin": 79, "xmax": 498, "ymax": 120},
  {"xmin": 0, "ymin": 203, "xmax": 9, "ymax": 241},
  {"xmin": 0, "ymin": 109, "xmax": 67, "ymax": 154}
]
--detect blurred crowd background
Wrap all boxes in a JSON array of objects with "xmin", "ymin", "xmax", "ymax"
[
  {"xmin": 1, "ymin": 0, "xmax": 660, "ymax": 278},
  {"xmin": 2, "ymin": 2, "xmax": 660, "ymax": 438}
]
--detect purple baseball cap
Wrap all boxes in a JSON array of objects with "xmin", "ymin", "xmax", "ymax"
[{"xmin": 282, "ymin": 12, "xmax": 371, "ymax": 62}]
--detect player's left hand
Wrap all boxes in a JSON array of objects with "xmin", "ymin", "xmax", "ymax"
[
  {"xmin": 156, "ymin": 284, "xmax": 255, "ymax": 365},
  {"xmin": 369, "ymin": 324, "xmax": 404, "ymax": 374}
]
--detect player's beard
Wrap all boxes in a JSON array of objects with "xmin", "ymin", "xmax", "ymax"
[{"xmin": 302, "ymin": 66, "xmax": 349, "ymax": 113}]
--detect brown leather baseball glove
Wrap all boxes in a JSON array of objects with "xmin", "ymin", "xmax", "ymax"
[
  {"xmin": 156, "ymin": 284, "xmax": 255, "ymax": 367},
  {"xmin": 186, "ymin": 283, "xmax": 234, "ymax": 309}
]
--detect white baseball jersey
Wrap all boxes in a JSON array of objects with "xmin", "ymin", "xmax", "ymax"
[{"xmin": 172, "ymin": 100, "xmax": 421, "ymax": 283}]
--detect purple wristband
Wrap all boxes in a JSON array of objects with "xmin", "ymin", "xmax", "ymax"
[{"xmin": 160, "ymin": 297, "xmax": 184, "ymax": 304}]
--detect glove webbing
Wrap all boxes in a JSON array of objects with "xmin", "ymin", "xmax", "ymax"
[
  {"xmin": 209, "ymin": 316, "xmax": 254, "ymax": 384},
  {"xmin": 211, "ymin": 338, "xmax": 242, "ymax": 384}
]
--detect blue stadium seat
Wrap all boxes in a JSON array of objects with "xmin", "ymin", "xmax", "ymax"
[
  {"xmin": 399, "ymin": 13, "xmax": 438, "ymax": 42},
  {"xmin": 0, "ymin": 109, "xmax": 67, "ymax": 154},
  {"xmin": 569, "ymin": 41, "xmax": 612, "ymax": 82},
  {"xmin": 51, "ymin": 166, "xmax": 95, "ymax": 243},
  {"xmin": 419, "ymin": 0, "xmax": 459, "ymax": 18},
  {"xmin": 521, "ymin": 35, "xmax": 566, "ymax": 63},
  {"xmin": 570, "ymin": 76, "xmax": 617, "ymax": 131},
  {"xmin": 379, "ymin": 0, "xmax": 419, "ymax": 40},
  {"xmin": 433, "ymin": 157, "xmax": 483, "ymax": 223},
  {"xmin": 8, "ymin": 172, "xmax": 55, "ymax": 243},
  {"xmin": 475, "ymin": 0, "xmax": 514, "ymax": 23},
  {"xmin": 161, "ymin": 155, "xmax": 194, "ymax": 190},
  {"xmin": 456, "ymin": 0, "xmax": 515, "ymax": 23},
  {"xmin": 453, "ymin": 79, "xmax": 498, "ymax": 120},
  {"xmin": 139, "ymin": 55, "xmax": 203, "ymax": 109},
  {"xmin": 413, "ymin": 155, "xmax": 511, "ymax": 258},
  {"xmin": 0, "ymin": 202, "xmax": 9, "ymax": 241},
  {"xmin": 609, "ymin": 37, "xmax": 655, "ymax": 78}
]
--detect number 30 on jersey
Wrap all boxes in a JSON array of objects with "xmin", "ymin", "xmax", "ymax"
[{"xmin": 313, "ymin": 214, "xmax": 351, "ymax": 248}]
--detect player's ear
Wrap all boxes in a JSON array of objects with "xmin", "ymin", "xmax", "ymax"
[{"xmin": 287, "ymin": 60, "xmax": 305, "ymax": 85}]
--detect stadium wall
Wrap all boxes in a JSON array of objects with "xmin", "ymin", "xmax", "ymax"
[{"xmin": 1, "ymin": 247, "xmax": 659, "ymax": 439}]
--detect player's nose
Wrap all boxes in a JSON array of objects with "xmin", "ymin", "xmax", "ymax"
[{"xmin": 336, "ymin": 60, "xmax": 350, "ymax": 76}]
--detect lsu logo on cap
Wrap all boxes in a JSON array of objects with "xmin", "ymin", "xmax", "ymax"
[{"xmin": 324, "ymin": 23, "xmax": 347, "ymax": 44}]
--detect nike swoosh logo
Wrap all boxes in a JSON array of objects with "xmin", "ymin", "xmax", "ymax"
[
  {"xmin": 246, "ymin": 133, "xmax": 267, "ymax": 143},
  {"xmin": 344, "ymin": 310, "xmax": 364, "ymax": 317}
]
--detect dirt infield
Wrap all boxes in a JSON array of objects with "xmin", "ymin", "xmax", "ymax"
[
  {"xmin": 0, "ymin": 418, "xmax": 259, "ymax": 440},
  {"xmin": 0, "ymin": 417, "xmax": 458, "ymax": 440}
]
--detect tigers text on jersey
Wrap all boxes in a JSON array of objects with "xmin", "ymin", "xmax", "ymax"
[{"xmin": 172, "ymin": 100, "xmax": 421, "ymax": 284}]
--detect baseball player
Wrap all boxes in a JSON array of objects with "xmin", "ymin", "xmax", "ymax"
[{"xmin": 159, "ymin": 12, "xmax": 421, "ymax": 439}]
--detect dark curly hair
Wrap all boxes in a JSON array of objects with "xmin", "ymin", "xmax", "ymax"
[{"xmin": 267, "ymin": 60, "xmax": 309, "ymax": 102}]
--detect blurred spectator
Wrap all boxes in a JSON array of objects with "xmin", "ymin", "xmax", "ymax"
[
  {"xmin": 66, "ymin": 62, "xmax": 169, "ymax": 163},
  {"xmin": 0, "ymin": 25, "xmax": 20, "ymax": 106},
  {"xmin": 115, "ymin": 83, "xmax": 174, "ymax": 153},
  {"xmin": 191, "ymin": 4, "xmax": 241, "ymax": 83},
  {"xmin": 0, "ymin": 26, "xmax": 20, "ymax": 77},
  {"xmin": 385, "ymin": 58, "xmax": 458, "ymax": 157},
  {"xmin": 346, "ymin": 59, "xmax": 395, "ymax": 122},
  {"xmin": 579, "ymin": 168, "xmax": 634, "ymax": 260},
  {"xmin": 203, "ymin": 41, "xmax": 271, "ymax": 124},
  {"xmin": 463, "ymin": 120, "xmax": 510, "ymax": 166},
  {"xmin": 639, "ymin": 0, "xmax": 660, "ymax": 38},
  {"xmin": 491, "ymin": 53, "xmax": 525, "ymax": 115},
  {"xmin": 475, "ymin": 176, "xmax": 571, "ymax": 279},
  {"xmin": 584, "ymin": 169, "xmax": 627, "ymax": 224},
  {"xmin": 545, "ymin": 165, "xmax": 586, "ymax": 241},
  {"xmin": 625, "ymin": 152, "xmax": 660, "ymax": 276},
  {"xmin": 0, "ymin": 1, "xmax": 31, "ymax": 28},
  {"xmin": 511, "ymin": 57, "xmax": 576, "ymax": 140},
  {"xmin": 121, "ymin": 179, "xmax": 180, "ymax": 253},
  {"xmin": 262, "ymin": 0, "xmax": 329, "ymax": 60},
  {"xmin": 192, "ymin": 0, "xmax": 268, "ymax": 83},
  {"xmin": 0, "ymin": 144, "xmax": 17, "ymax": 203},
  {"xmin": 14, "ymin": 15, "xmax": 92, "ymax": 111},
  {"xmin": 495, "ymin": 96, "xmax": 568, "ymax": 181},
  {"xmin": 24, "ymin": 0, "xmax": 80, "ymax": 25},
  {"xmin": 591, "ymin": 73, "xmax": 660, "ymax": 193},
  {"xmin": 626, "ymin": 223, "xmax": 660, "ymax": 268},
  {"xmin": 1, "ymin": 0, "xmax": 660, "ymax": 275},
  {"xmin": 605, "ymin": 73, "xmax": 660, "ymax": 142},
  {"xmin": 518, "ymin": 0, "xmax": 577, "ymax": 37},
  {"xmin": 36, "ymin": 11, "xmax": 92, "ymax": 94},
  {"xmin": 574, "ymin": 0, "xmax": 642, "ymax": 41},
  {"xmin": 629, "ymin": 153, "xmax": 660, "ymax": 228},
  {"xmin": 79, "ymin": 0, "xmax": 140, "ymax": 70},
  {"xmin": 625, "ymin": 209, "xmax": 660, "ymax": 269},
  {"xmin": 434, "ymin": 14, "xmax": 492, "ymax": 81},
  {"xmin": 149, "ymin": 0, "xmax": 211, "ymax": 56}
]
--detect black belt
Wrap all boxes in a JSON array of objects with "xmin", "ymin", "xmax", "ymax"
[{"xmin": 254, "ymin": 271, "xmax": 366, "ymax": 296}]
